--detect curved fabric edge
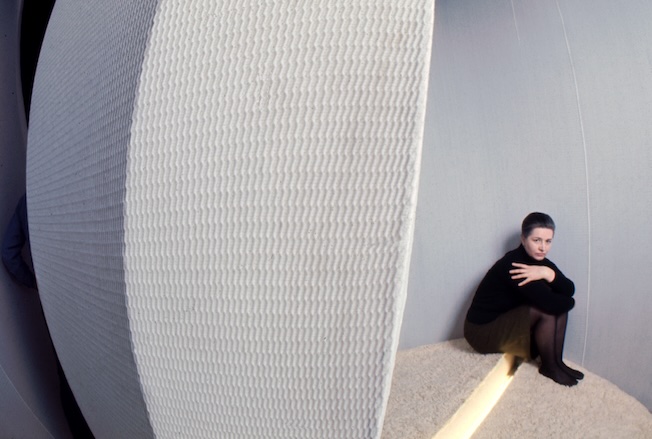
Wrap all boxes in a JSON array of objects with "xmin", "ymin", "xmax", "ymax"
[{"xmin": 25, "ymin": 1, "xmax": 161, "ymax": 437}]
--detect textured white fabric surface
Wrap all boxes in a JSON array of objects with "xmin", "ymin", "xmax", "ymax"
[
  {"xmin": 125, "ymin": 1, "xmax": 433, "ymax": 438},
  {"xmin": 27, "ymin": 1, "xmax": 433, "ymax": 438},
  {"xmin": 26, "ymin": 1, "xmax": 160, "ymax": 437}
]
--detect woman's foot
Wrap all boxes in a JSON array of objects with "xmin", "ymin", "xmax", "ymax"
[
  {"xmin": 539, "ymin": 366, "xmax": 578, "ymax": 386},
  {"xmin": 560, "ymin": 362, "xmax": 584, "ymax": 380}
]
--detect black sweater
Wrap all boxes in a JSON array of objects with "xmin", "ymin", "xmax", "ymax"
[
  {"xmin": 466, "ymin": 245, "xmax": 575, "ymax": 324},
  {"xmin": 2, "ymin": 195, "xmax": 37, "ymax": 289}
]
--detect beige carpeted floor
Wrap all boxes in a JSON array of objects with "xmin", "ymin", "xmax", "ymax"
[{"xmin": 382, "ymin": 339, "xmax": 652, "ymax": 439}]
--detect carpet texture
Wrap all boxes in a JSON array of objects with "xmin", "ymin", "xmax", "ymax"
[
  {"xmin": 381, "ymin": 339, "xmax": 503, "ymax": 439},
  {"xmin": 474, "ymin": 360, "xmax": 652, "ymax": 439},
  {"xmin": 382, "ymin": 339, "xmax": 652, "ymax": 439}
]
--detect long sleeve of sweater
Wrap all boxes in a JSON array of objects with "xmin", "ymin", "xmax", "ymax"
[
  {"xmin": 496, "ymin": 254, "xmax": 574, "ymax": 315},
  {"xmin": 466, "ymin": 245, "xmax": 575, "ymax": 324}
]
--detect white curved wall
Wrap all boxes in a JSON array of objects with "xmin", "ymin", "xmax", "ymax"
[
  {"xmin": 26, "ymin": 0, "xmax": 434, "ymax": 437},
  {"xmin": 401, "ymin": 0, "xmax": 652, "ymax": 410}
]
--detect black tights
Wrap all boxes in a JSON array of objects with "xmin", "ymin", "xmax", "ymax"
[{"xmin": 529, "ymin": 308, "xmax": 583, "ymax": 386}]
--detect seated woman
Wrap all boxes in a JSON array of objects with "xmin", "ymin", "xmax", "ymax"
[{"xmin": 464, "ymin": 212, "xmax": 583, "ymax": 386}]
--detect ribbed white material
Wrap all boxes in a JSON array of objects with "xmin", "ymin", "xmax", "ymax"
[
  {"xmin": 26, "ymin": 1, "xmax": 160, "ymax": 437},
  {"xmin": 28, "ymin": 1, "xmax": 433, "ymax": 437},
  {"xmin": 124, "ymin": 2, "xmax": 433, "ymax": 437}
]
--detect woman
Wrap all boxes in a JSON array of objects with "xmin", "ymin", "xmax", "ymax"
[{"xmin": 464, "ymin": 212, "xmax": 583, "ymax": 386}]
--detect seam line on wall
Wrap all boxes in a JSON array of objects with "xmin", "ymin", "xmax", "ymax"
[
  {"xmin": 555, "ymin": 0, "xmax": 591, "ymax": 366},
  {"xmin": 510, "ymin": 0, "xmax": 521, "ymax": 44},
  {"xmin": 0, "ymin": 363, "xmax": 55, "ymax": 438}
]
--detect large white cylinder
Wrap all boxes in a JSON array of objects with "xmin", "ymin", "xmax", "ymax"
[{"xmin": 27, "ymin": 1, "xmax": 434, "ymax": 437}]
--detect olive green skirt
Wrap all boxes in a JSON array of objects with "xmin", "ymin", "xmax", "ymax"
[{"xmin": 464, "ymin": 305, "xmax": 532, "ymax": 360}]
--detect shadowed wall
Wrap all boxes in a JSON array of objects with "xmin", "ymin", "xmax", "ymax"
[{"xmin": 0, "ymin": 0, "xmax": 72, "ymax": 437}]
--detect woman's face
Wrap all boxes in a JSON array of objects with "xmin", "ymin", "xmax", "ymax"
[{"xmin": 521, "ymin": 227, "xmax": 554, "ymax": 261}]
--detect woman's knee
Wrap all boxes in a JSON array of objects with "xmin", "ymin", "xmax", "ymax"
[{"xmin": 529, "ymin": 307, "xmax": 555, "ymax": 327}]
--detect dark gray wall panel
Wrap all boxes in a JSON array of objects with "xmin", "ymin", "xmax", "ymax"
[{"xmin": 0, "ymin": 0, "xmax": 72, "ymax": 436}]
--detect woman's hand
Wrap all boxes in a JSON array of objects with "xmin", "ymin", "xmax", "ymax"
[{"xmin": 510, "ymin": 263, "xmax": 556, "ymax": 286}]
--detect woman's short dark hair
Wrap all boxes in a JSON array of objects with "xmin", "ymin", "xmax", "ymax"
[{"xmin": 521, "ymin": 212, "xmax": 555, "ymax": 238}]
